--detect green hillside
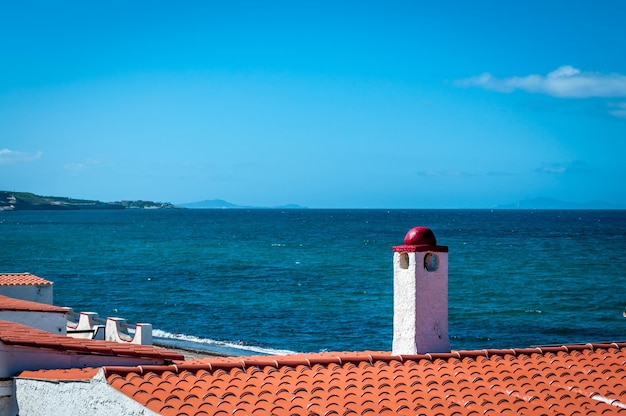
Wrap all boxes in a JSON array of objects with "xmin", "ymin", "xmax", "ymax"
[
  {"xmin": 0, "ymin": 191, "xmax": 125, "ymax": 211},
  {"xmin": 0, "ymin": 191, "xmax": 179, "ymax": 211}
]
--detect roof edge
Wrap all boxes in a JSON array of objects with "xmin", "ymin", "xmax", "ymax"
[{"xmin": 103, "ymin": 342, "xmax": 626, "ymax": 377}]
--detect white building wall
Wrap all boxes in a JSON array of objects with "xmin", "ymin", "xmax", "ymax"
[
  {"xmin": 0, "ymin": 379, "xmax": 17, "ymax": 416},
  {"xmin": 14, "ymin": 370, "xmax": 158, "ymax": 416},
  {"xmin": 0, "ymin": 311, "xmax": 66, "ymax": 335},
  {"xmin": 0, "ymin": 285, "xmax": 53, "ymax": 304},
  {"xmin": 0, "ymin": 345, "xmax": 168, "ymax": 379}
]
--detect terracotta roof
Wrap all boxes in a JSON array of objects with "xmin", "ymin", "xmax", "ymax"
[
  {"xmin": 0, "ymin": 273, "xmax": 52, "ymax": 286},
  {"xmin": 0, "ymin": 294, "xmax": 67, "ymax": 313},
  {"xmin": 19, "ymin": 367, "xmax": 99, "ymax": 380},
  {"xmin": 0, "ymin": 320, "xmax": 183, "ymax": 361},
  {"xmin": 103, "ymin": 344, "xmax": 626, "ymax": 415}
]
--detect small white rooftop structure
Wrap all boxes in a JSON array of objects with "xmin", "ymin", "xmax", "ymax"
[
  {"xmin": 0, "ymin": 273, "xmax": 53, "ymax": 304},
  {"xmin": 0, "ymin": 294, "xmax": 67, "ymax": 334}
]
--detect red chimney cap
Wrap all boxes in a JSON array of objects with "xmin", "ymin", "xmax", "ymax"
[
  {"xmin": 404, "ymin": 226, "xmax": 437, "ymax": 246},
  {"xmin": 393, "ymin": 226, "xmax": 447, "ymax": 252}
]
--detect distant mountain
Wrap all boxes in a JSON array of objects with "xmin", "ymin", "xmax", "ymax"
[
  {"xmin": 179, "ymin": 199, "xmax": 245, "ymax": 209},
  {"xmin": 179, "ymin": 199, "xmax": 306, "ymax": 209},
  {"xmin": 496, "ymin": 197, "xmax": 622, "ymax": 210}
]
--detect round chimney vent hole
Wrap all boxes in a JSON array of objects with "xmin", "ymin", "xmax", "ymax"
[
  {"xmin": 424, "ymin": 253, "xmax": 439, "ymax": 272},
  {"xmin": 399, "ymin": 252, "xmax": 409, "ymax": 269}
]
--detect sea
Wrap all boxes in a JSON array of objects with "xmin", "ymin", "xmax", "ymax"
[{"xmin": 2, "ymin": 209, "xmax": 625, "ymax": 356}]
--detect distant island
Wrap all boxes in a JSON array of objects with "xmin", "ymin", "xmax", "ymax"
[
  {"xmin": 0, "ymin": 191, "xmax": 178, "ymax": 211},
  {"xmin": 178, "ymin": 199, "xmax": 306, "ymax": 209},
  {"xmin": 2, "ymin": 191, "xmax": 619, "ymax": 211},
  {"xmin": 0, "ymin": 192, "xmax": 305, "ymax": 211},
  {"xmin": 495, "ymin": 197, "xmax": 622, "ymax": 210}
]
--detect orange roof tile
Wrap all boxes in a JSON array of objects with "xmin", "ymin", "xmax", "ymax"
[
  {"xmin": 0, "ymin": 273, "xmax": 52, "ymax": 286},
  {"xmin": 19, "ymin": 367, "xmax": 100, "ymax": 380},
  {"xmin": 0, "ymin": 319, "xmax": 184, "ymax": 361},
  {"xmin": 104, "ymin": 345, "xmax": 626, "ymax": 415},
  {"xmin": 0, "ymin": 294, "xmax": 67, "ymax": 313}
]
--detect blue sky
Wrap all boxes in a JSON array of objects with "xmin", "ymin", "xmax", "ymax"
[{"xmin": 1, "ymin": 1, "xmax": 625, "ymax": 208}]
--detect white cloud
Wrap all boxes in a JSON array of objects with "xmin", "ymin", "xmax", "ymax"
[
  {"xmin": 609, "ymin": 102, "xmax": 626, "ymax": 118},
  {"xmin": 537, "ymin": 161, "xmax": 589, "ymax": 175},
  {"xmin": 456, "ymin": 66, "xmax": 626, "ymax": 98},
  {"xmin": 64, "ymin": 163, "xmax": 86, "ymax": 171},
  {"xmin": 416, "ymin": 170, "xmax": 477, "ymax": 177},
  {"xmin": 539, "ymin": 164, "xmax": 568, "ymax": 174},
  {"xmin": 0, "ymin": 148, "xmax": 42, "ymax": 165},
  {"xmin": 64, "ymin": 158, "xmax": 104, "ymax": 171}
]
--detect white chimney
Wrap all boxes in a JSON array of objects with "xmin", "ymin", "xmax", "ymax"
[{"xmin": 392, "ymin": 226, "xmax": 450, "ymax": 355}]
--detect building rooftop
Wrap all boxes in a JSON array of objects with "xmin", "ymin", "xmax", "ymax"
[
  {"xmin": 19, "ymin": 367, "xmax": 100, "ymax": 380},
  {"xmin": 44, "ymin": 343, "xmax": 621, "ymax": 415},
  {"xmin": 0, "ymin": 273, "xmax": 52, "ymax": 286},
  {"xmin": 0, "ymin": 319, "xmax": 183, "ymax": 361},
  {"xmin": 0, "ymin": 294, "xmax": 67, "ymax": 313}
]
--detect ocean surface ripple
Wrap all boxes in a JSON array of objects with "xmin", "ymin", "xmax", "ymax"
[{"xmin": 2, "ymin": 209, "xmax": 625, "ymax": 354}]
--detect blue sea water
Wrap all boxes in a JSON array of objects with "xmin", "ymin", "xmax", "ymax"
[{"xmin": 1, "ymin": 209, "xmax": 625, "ymax": 355}]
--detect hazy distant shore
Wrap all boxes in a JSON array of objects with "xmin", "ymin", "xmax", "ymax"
[{"xmin": 1, "ymin": 191, "xmax": 622, "ymax": 211}]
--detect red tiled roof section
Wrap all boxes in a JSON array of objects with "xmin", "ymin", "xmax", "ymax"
[
  {"xmin": 0, "ymin": 294, "xmax": 67, "ymax": 313},
  {"xmin": 18, "ymin": 367, "xmax": 100, "ymax": 380},
  {"xmin": 0, "ymin": 273, "xmax": 53, "ymax": 286},
  {"xmin": 0, "ymin": 320, "xmax": 184, "ymax": 361},
  {"xmin": 105, "ymin": 345, "xmax": 626, "ymax": 416}
]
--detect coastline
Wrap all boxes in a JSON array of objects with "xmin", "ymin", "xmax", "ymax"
[{"xmin": 154, "ymin": 341, "xmax": 228, "ymax": 360}]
